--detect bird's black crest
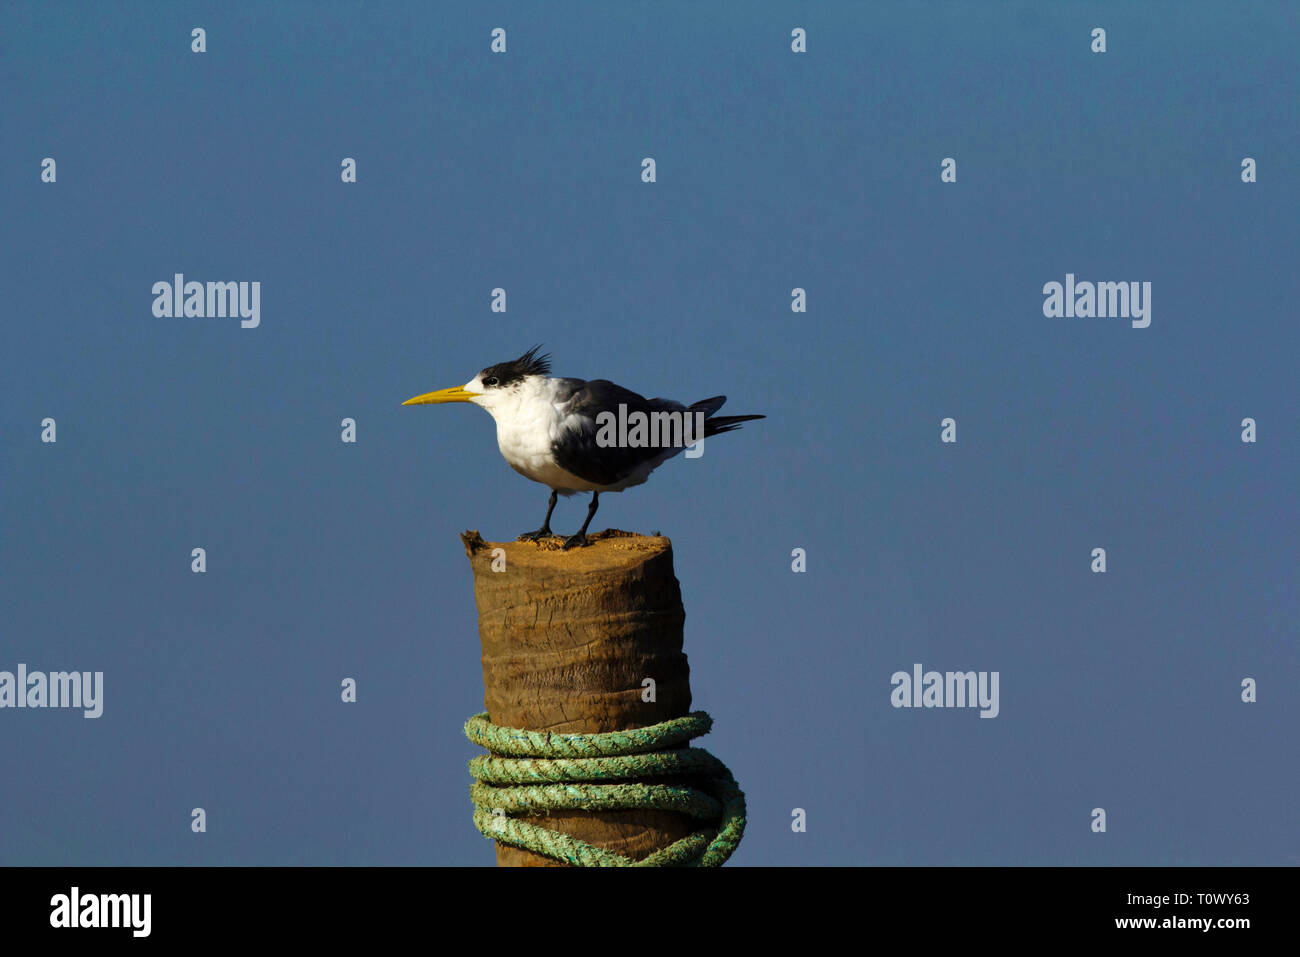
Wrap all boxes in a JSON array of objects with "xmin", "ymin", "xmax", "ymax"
[{"xmin": 482, "ymin": 345, "xmax": 551, "ymax": 385}]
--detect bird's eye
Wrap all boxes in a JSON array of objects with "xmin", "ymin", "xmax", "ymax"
[{"xmin": 483, "ymin": 376, "xmax": 499, "ymax": 387}]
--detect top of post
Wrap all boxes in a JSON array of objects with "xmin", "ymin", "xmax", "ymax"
[{"xmin": 461, "ymin": 529, "xmax": 674, "ymax": 575}]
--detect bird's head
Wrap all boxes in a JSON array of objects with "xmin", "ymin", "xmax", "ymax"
[{"xmin": 402, "ymin": 346, "xmax": 552, "ymax": 416}]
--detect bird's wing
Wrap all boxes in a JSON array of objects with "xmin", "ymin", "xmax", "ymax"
[{"xmin": 550, "ymin": 378, "xmax": 687, "ymax": 486}]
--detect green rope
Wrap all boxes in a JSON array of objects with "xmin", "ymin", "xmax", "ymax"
[{"xmin": 464, "ymin": 711, "xmax": 746, "ymax": 866}]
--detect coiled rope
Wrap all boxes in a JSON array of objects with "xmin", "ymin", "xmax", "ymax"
[{"xmin": 465, "ymin": 711, "xmax": 746, "ymax": 866}]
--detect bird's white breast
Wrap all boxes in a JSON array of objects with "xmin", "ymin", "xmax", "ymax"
[{"xmin": 490, "ymin": 385, "xmax": 603, "ymax": 492}]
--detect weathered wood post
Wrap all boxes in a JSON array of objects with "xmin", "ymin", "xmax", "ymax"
[{"xmin": 461, "ymin": 529, "xmax": 702, "ymax": 866}]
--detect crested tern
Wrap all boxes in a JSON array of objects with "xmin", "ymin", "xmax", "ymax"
[{"xmin": 403, "ymin": 347, "xmax": 764, "ymax": 548}]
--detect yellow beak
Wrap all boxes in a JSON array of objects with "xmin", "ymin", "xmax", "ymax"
[{"xmin": 402, "ymin": 386, "xmax": 481, "ymax": 406}]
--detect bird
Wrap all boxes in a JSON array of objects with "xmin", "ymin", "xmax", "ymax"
[{"xmin": 403, "ymin": 347, "xmax": 764, "ymax": 549}]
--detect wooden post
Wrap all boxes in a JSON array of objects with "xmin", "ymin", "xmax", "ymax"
[{"xmin": 462, "ymin": 529, "xmax": 696, "ymax": 866}]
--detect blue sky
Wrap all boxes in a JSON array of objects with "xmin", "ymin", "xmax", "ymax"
[{"xmin": 1, "ymin": 2, "xmax": 1296, "ymax": 865}]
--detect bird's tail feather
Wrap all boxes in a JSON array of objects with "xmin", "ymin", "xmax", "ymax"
[
  {"xmin": 687, "ymin": 396, "xmax": 764, "ymax": 436},
  {"xmin": 703, "ymin": 414, "xmax": 765, "ymax": 437}
]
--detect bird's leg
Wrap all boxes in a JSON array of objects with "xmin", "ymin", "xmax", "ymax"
[
  {"xmin": 518, "ymin": 489, "xmax": 559, "ymax": 541},
  {"xmin": 562, "ymin": 492, "xmax": 600, "ymax": 550}
]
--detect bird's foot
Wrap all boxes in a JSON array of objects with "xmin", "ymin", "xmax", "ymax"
[
  {"xmin": 517, "ymin": 527, "xmax": 554, "ymax": 542},
  {"xmin": 561, "ymin": 532, "xmax": 590, "ymax": 550}
]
